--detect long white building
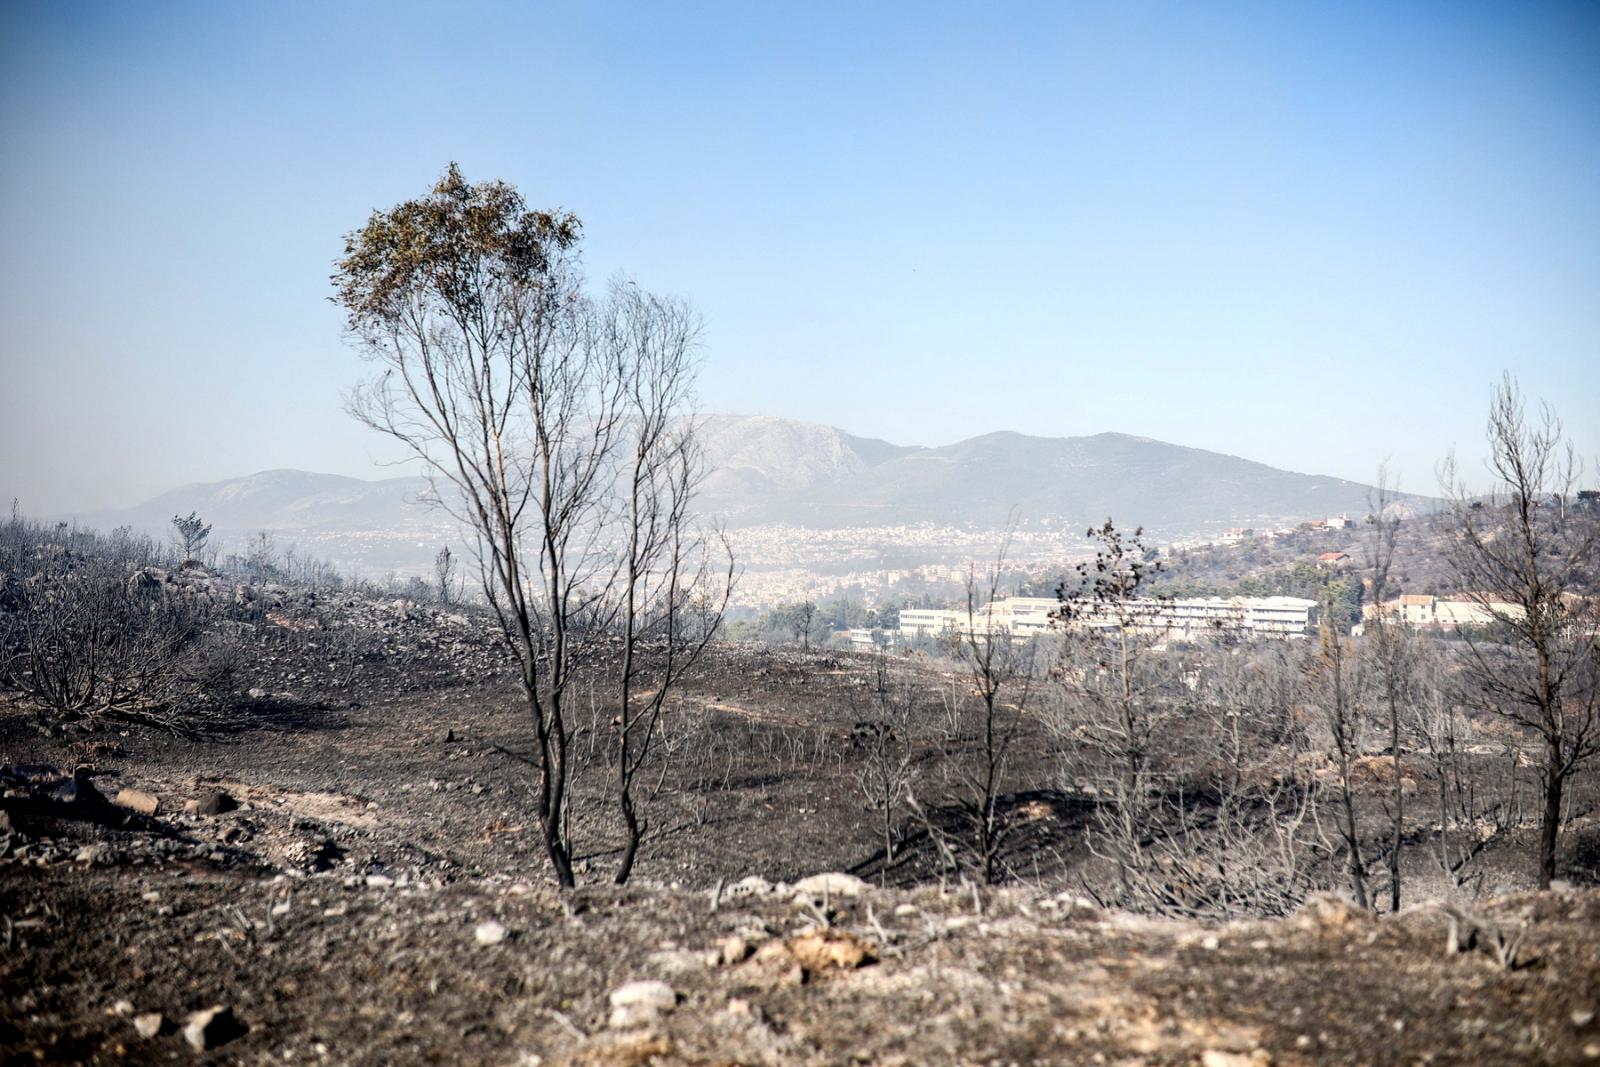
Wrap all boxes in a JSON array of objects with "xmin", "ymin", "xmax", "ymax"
[{"xmin": 899, "ymin": 594, "xmax": 1318, "ymax": 643}]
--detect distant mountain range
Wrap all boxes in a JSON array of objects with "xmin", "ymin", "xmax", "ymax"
[
  {"xmin": 692, "ymin": 415, "xmax": 1397, "ymax": 529},
  {"xmin": 67, "ymin": 416, "xmax": 1405, "ymax": 556},
  {"xmin": 74, "ymin": 468, "xmax": 445, "ymax": 540}
]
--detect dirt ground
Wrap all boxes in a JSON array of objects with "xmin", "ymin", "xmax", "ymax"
[
  {"xmin": 5, "ymin": 861, "xmax": 1599, "ymax": 1065},
  {"xmin": 4, "ymin": 638, "xmax": 1599, "ymax": 1065}
]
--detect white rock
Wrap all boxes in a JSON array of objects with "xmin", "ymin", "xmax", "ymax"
[
  {"xmin": 133, "ymin": 1013, "xmax": 163, "ymax": 1039},
  {"xmin": 792, "ymin": 872, "xmax": 871, "ymax": 898},
  {"xmin": 183, "ymin": 1005, "xmax": 243, "ymax": 1051},
  {"xmin": 1200, "ymin": 1051, "xmax": 1264, "ymax": 1067},
  {"xmin": 474, "ymin": 920, "xmax": 509, "ymax": 945},
  {"xmin": 607, "ymin": 980, "xmax": 677, "ymax": 1029},
  {"xmin": 365, "ymin": 874, "xmax": 395, "ymax": 889},
  {"xmin": 715, "ymin": 936, "xmax": 751, "ymax": 966}
]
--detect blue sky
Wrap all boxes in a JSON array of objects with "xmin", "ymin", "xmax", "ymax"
[{"xmin": 1, "ymin": 1, "xmax": 1596, "ymax": 512}]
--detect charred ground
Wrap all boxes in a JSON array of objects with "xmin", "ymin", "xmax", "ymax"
[{"xmin": 3, "ymin": 580, "xmax": 1600, "ymax": 1064}]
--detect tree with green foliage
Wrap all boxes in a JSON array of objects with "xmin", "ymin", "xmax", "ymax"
[
  {"xmin": 336, "ymin": 164, "xmax": 731, "ymax": 887},
  {"xmin": 171, "ymin": 512, "xmax": 211, "ymax": 563}
]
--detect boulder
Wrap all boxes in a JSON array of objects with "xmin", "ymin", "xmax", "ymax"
[{"xmin": 113, "ymin": 789, "xmax": 160, "ymax": 817}]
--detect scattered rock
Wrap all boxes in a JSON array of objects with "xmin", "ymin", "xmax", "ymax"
[
  {"xmin": 792, "ymin": 872, "xmax": 871, "ymax": 899},
  {"xmin": 715, "ymin": 935, "xmax": 751, "ymax": 966},
  {"xmin": 1200, "ymin": 1051, "xmax": 1269, "ymax": 1067},
  {"xmin": 756, "ymin": 928, "xmax": 876, "ymax": 978},
  {"xmin": 608, "ymin": 980, "xmax": 677, "ymax": 1029},
  {"xmin": 113, "ymin": 789, "xmax": 160, "ymax": 817},
  {"xmin": 247, "ymin": 688, "xmax": 267, "ymax": 700},
  {"xmin": 195, "ymin": 790, "xmax": 238, "ymax": 816},
  {"xmin": 283, "ymin": 838, "xmax": 342, "ymax": 871},
  {"xmin": 75, "ymin": 844, "xmax": 112, "ymax": 866},
  {"xmin": 366, "ymin": 874, "xmax": 395, "ymax": 889},
  {"xmin": 474, "ymin": 920, "xmax": 509, "ymax": 945},
  {"xmin": 183, "ymin": 1005, "xmax": 246, "ymax": 1051},
  {"xmin": 133, "ymin": 1013, "xmax": 164, "ymax": 1039}
]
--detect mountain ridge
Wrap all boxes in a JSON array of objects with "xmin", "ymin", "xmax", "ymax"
[{"xmin": 64, "ymin": 415, "xmax": 1408, "ymax": 544}]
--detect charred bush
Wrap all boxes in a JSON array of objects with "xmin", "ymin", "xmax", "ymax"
[{"xmin": 0, "ymin": 546, "xmax": 210, "ymax": 729}]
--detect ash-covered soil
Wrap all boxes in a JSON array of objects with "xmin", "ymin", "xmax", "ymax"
[
  {"xmin": 3, "ymin": 596, "xmax": 1598, "ymax": 1064},
  {"xmin": 5, "ymin": 863, "xmax": 1599, "ymax": 1065}
]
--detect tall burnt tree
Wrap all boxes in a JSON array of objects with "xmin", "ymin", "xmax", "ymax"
[
  {"xmin": 335, "ymin": 165, "xmax": 730, "ymax": 887},
  {"xmin": 1440, "ymin": 375, "xmax": 1599, "ymax": 889}
]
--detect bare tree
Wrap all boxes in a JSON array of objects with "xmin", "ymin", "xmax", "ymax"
[
  {"xmin": 1086, "ymin": 646, "xmax": 1324, "ymax": 919},
  {"xmin": 1439, "ymin": 375, "xmax": 1600, "ymax": 888},
  {"xmin": 1307, "ymin": 591, "xmax": 1371, "ymax": 909},
  {"xmin": 853, "ymin": 645, "xmax": 919, "ymax": 874},
  {"xmin": 335, "ymin": 164, "xmax": 729, "ymax": 887},
  {"xmin": 246, "ymin": 530, "xmax": 277, "ymax": 580},
  {"xmin": 433, "ymin": 545, "xmax": 457, "ymax": 605},
  {"xmin": 793, "ymin": 600, "xmax": 818, "ymax": 650},
  {"xmin": 932, "ymin": 531, "xmax": 1034, "ymax": 884},
  {"xmin": 1362, "ymin": 465, "xmax": 1415, "ymax": 910},
  {"xmin": 604, "ymin": 285, "xmax": 734, "ymax": 884},
  {"xmin": 1405, "ymin": 642, "xmax": 1504, "ymax": 891}
]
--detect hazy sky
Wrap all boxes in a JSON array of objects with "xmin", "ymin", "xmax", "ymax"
[{"xmin": 2, "ymin": 1, "xmax": 1597, "ymax": 515}]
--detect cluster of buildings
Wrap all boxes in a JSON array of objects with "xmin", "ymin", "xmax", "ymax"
[
  {"xmin": 1218, "ymin": 514, "xmax": 1356, "ymax": 544},
  {"xmin": 897, "ymin": 594, "xmax": 1320, "ymax": 644}
]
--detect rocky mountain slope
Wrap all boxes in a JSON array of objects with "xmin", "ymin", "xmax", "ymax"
[{"xmin": 736, "ymin": 428, "xmax": 1391, "ymax": 529}]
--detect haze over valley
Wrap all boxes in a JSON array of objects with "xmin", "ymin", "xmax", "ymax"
[{"xmin": 66, "ymin": 414, "xmax": 1409, "ymax": 608}]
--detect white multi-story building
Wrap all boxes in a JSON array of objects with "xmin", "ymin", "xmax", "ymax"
[
  {"xmin": 898, "ymin": 608, "xmax": 961, "ymax": 639},
  {"xmin": 1140, "ymin": 595, "xmax": 1319, "ymax": 637},
  {"xmin": 897, "ymin": 594, "xmax": 1318, "ymax": 643},
  {"xmin": 1374, "ymin": 594, "xmax": 1526, "ymax": 629}
]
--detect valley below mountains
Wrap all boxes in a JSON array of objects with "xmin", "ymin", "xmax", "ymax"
[{"xmin": 68, "ymin": 416, "xmax": 1407, "ymax": 603}]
